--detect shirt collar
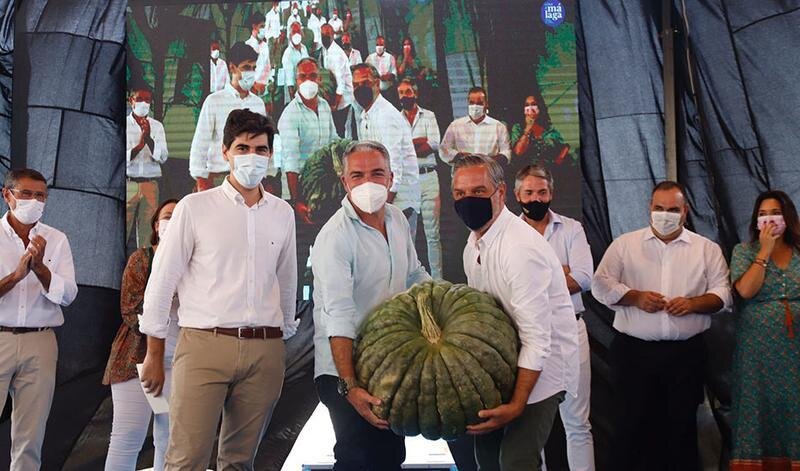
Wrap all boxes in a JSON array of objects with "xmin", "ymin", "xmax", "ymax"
[
  {"xmin": 643, "ymin": 226, "xmax": 691, "ymax": 245},
  {"xmin": 224, "ymin": 83, "xmax": 248, "ymax": 99},
  {"xmin": 469, "ymin": 206, "xmax": 513, "ymax": 249},
  {"xmin": 468, "ymin": 115, "xmax": 497, "ymax": 127},
  {"xmin": 1, "ymin": 212, "xmax": 39, "ymax": 239},
  {"xmin": 220, "ymin": 177, "xmax": 268, "ymax": 207},
  {"xmin": 341, "ymin": 196, "xmax": 393, "ymax": 227}
]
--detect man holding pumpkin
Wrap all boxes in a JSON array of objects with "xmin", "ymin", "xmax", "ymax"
[
  {"xmin": 451, "ymin": 153, "xmax": 580, "ymax": 471},
  {"xmin": 312, "ymin": 140, "xmax": 430, "ymax": 470}
]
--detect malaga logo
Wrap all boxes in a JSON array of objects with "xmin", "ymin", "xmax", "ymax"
[{"xmin": 541, "ymin": 0, "xmax": 565, "ymax": 28}]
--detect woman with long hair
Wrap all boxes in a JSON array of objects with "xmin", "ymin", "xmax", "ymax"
[
  {"xmin": 729, "ymin": 190, "xmax": 800, "ymax": 470},
  {"xmin": 103, "ymin": 199, "xmax": 180, "ymax": 471}
]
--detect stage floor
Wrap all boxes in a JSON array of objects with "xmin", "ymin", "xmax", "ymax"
[{"xmin": 282, "ymin": 403, "xmax": 456, "ymax": 470}]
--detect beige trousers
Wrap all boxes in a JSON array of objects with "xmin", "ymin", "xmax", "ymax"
[
  {"xmin": 0, "ymin": 329, "xmax": 58, "ymax": 471},
  {"xmin": 165, "ymin": 328, "xmax": 286, "ymax": 471}
]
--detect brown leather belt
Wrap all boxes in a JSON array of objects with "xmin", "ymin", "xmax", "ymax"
[
  {"xmin": 0, "ymin": 327, "xmax": 50, "ymax": 334},
  {"xmin": 195, "ymin": 326, "xmax": 282, "ymax": 339},
  {"xmin": 418, "ymin": 166, "xmax": 437, "ymax": 175}
]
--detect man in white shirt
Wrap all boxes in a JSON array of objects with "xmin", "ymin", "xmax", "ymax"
[
  {"xmin": 209, "ymin": 40, "xmax": 229, "ymax": 93},
  {"xmin": 341, "ymin": 32, "xmax": 362, "ymax": 67},
  {"xmin": 189, "ymin": 42, "xmax": 267, "ymax": 191},
  {"xmin": 244, "ymin": 13, "xmax": 272, "ymax": 96},
  {"xmin": 365, "ymin": 36, "xmax": 398, "ymax": 105},
  {"xmin": 397, "ymin": 78, "xmax": 442, "ymax": 278},
  {"xmin": 264, "ymin": 1, "xmax": 282, "ymax": 40},
  {"xmin": 281, "ymin": 21, "xmax": 309, "ymax": 105},
  {"xmin": 318, "ymin": 23, "xmax": 353, "ymax": 137},
  {"xmin": 126, "ymin": 83, "xmax": 168, "ymax": 248},
  {"xmin": 140, "ymin": 109, "xmax": 296, "ymax": 469},
  {"xmin": 285, "ymin": 3, "xmax": 304, "ymax": 31},
  {"xmin": 0, "ymin": 169, "xmax": 78, "ymax": 470},
  {"xmin": 451, "ymin": 154, "xmax": 579, "ymax": 471},
  {"xmin": 306, "ymin": 6, "xmax": 325, "ymax": 51},
  {"xmin": 515, "ymin": 165, "xmax": 595, "ymax": 471},
  {"xmin": 328, "ymin": 8, "xmax": 344, "ymax": 39},
  {"xmin": 591, "ymin": 181, "xmax": 732, "ymax": 471},
  {"xmin": 312, "ymin": 140, "xmax": 430, "ymax": 470},
  {"xmin": 440, "ymin": 86, "xmax": 511, "ymax": 166},
  {"xmin": 352, "ymin": 63, "xmax": 420, "ymax": 237}
]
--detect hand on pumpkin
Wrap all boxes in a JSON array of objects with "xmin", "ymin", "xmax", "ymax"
[
  {"xmin": 467, "ymin": 402, "xmax": 525, "ymax": 435},
  {"xmin": 347, "ymin": 387, "xmax": 389, "ymax": 430}
]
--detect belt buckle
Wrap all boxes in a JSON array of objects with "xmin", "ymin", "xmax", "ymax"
[{"xmin": 237, "ymin": 327, "xmax": 248, "ymax": 339}]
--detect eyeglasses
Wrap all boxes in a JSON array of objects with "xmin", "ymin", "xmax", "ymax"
[{"xmin": 9, "ymin": 188, "xmax": 47, "ymax": 202}]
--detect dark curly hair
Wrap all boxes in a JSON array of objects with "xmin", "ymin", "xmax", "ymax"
[{"xmin": 748, "ymin": 190, "xmax": 800, "ymax": 253}]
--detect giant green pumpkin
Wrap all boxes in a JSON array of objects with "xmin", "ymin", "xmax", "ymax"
[{"xmin": 354, "ymin": 280, "xmax": 519, "ymax": 440}]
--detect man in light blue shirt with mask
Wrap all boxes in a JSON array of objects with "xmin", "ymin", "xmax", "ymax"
[{"xmin": 312, "ymin": 140, "xmax": 430, "ymax": 470}]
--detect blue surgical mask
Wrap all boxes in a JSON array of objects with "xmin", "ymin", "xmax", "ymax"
[{"xmin": 232, "ymin": 153, "xmax": 270, "ymax": 189}]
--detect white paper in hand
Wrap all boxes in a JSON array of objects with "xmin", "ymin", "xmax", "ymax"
[{"xmin": 136, "ymin": 363, "xmax": 170, "ymax": 415}]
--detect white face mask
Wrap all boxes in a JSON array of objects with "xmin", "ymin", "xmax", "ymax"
[
  {"xmin": 157, "ymin": 219, "xmax": 170, "ymax": 241},
  {"xmin": 524, "ymin": 105, "xmax": 539, "ymax": 116},
  {"xmin": 349, "ymin": 181, "xmax": 388, "ymax": 214},
  {"xmin": 232, "ymin": 153, "xmax": 270, "ymax": 189},
  {"xmin": 210, "ymin": 49, "xmax": 220, "ymax": 59},
  {"xmin": 11, "ymin": 197, "xmax": 45, "ymax": 225},
  {"xmin": 333, "ymin": 13, "xmax": 338, "ymax": 19},
  {"xmin": 298, "ymin": 80, "xmax": 319, "ymax": 100},
  {"xmin": 257, "ymin": 27, "xmax": 266, "ymax": 40},
  {"xmin": 238, "ymin": 70, "xmax": 257, "ymax": 91},
  {"xmin": 292, "ymin": 8, "xmax": 298, "ymax": 15},
  {"xmin": 375, "ymin": 45, "xmax": 385, "ymax": 55},
  {"xmin": 651, "ymin": 211, "xmax": 683, "ymax": 237},
  {"xmin": 291, "ymin": 33, "xmax": 302, "ymax": 46},
  {"xmin": 468, "ymin": 104, "xmax": 485, "ymax": 120},
  {"xmin": 133, "ymin": 101, "xmax": 150, "ymax": 117}
]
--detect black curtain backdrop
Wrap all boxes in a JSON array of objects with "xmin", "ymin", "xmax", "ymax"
[{"xmin": 0, "ymin": 0, "xmax": 798, "ymax": 469}]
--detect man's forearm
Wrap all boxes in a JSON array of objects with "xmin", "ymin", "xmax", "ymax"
[
  {"xmin": 33, "ymin": 265, "xmax": 51, "ymax": 292},
  {"xmin": 0, "ymin": 272, "xmax": 19, "ymax": 299},
  {"xmin": 146, "ymin": 335, "xmax": 166, "ymax": 360},
  {"xmin": 330, "ymin": 336, "xmax": 356, "ymax": 379},
  {"xmin": 565, "ymin": 274, "xmax": 582, "ymax": 295},
  {"xmin": 689, "ymin": 293, "xmax": 724, "ymax": 314},
  {"xmin": 287, "ymin": 171, "xmax": 302, "ymax": 202},
  {"xmin": 509, "ymin": 367, "xmax": 540, "ymax": 408}
]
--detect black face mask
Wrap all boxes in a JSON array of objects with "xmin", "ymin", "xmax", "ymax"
[
  {"xmin": 354, "ymin": 85, "xmax": 374, "ymax": 109},
  {"xmin": 322, "ymin": 36, "xmax": 333, "ymax": 49},
  {"xmin": 400, "ymin": 96, "xmax": 416, "ymax": 111},
  {"xmin": 520, "ymin": 200, "xmax": 550, "ymax": 221},
  {"xmin": 454, "ymin": 189, "xmax": 498, "ymax": 231},
  {"xmin": 343, "ymin": 43, "xmax": 352, "ymax": 51}
]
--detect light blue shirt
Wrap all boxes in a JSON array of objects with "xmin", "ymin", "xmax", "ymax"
[
  {"xmin": 312, "ymin": 197, "xmax": 431, "ymax": 378},
  {"xmin": 277, "ymin": 95, "xmax": 337, "ymax": 174}
]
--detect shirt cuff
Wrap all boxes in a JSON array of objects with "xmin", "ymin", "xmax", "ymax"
[
  {"xmin": 190, "ymin": 169, "xmax": 209, "ymax": 180},
  {"xmin": 606, "ymin": 283, "xmax": 632, "ymax": 306},
  {"xmin": 282, "ymin": 318, "xmax": 300, "ymax": 340},
  {"xmin": 43, "ymin": 271, "xmax": 65, "ymax": 305},
  {"xmin": 138, "ymin": 314, "xmax": 168, "ymax": 339},
  {"xmin": 325, "ymin": 313, "xmax": 357, "ymax": 340},
  {"xmin": 517, "ymin": 345, "xmax": 546, "ymax": 372},
  {"xmin": 705, "ymin": 288, "xmax": 732, "ymax": 313}
]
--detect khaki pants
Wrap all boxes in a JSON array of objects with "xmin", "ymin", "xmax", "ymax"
[
  {"xmin": 126, "ymin": 179, "xmax": 159, "ymax": 248},
  {"xmin": 0, "ymin": 330, "xmax": 58, "ymax": 471},
  {"xmin": 165, "ymin": 328, "xmax": 285, "ymax": 471}
]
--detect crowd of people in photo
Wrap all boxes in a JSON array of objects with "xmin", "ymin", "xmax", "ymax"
[{"xmin": 0, "ymin": 1, "xmax": 796, "ymax": 471}]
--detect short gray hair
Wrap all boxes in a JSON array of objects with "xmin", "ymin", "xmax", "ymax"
[
  {"xmin": 351, "ymin": 62, "xmax": 380, "ymax": 81},
  {"xmin": 295, "ymin": 57, "xmax": 319, "ymax": 79},
  {"xmin": 451, "ymin": 154, "xmax": 504, "ymax": 187},
  {"xmin": 341, "ymin": 140, "xmax": 391, "ymax": 174},
  {"xmin": 514, "ymin": 164, "xmax": 554, "ymax": 192}
]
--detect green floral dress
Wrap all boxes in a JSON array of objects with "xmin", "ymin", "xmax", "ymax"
[{"xmin": 729, "ymin": 242, "xmax": 800, "ymax": 470}]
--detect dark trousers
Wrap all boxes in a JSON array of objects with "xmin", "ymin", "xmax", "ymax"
[
  {"xmin": 332, "ymin": 104, "xmax": 351, "ymax": 138},
  {"xmin": 609, "ymin": 332, "xmax": 704, "ymax": 471},
  {"xmin": 315, "ymin": 375, "xmax": 405, "ymax": 471}
]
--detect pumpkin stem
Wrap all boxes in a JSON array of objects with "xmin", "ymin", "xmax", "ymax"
[{"xmin": 417, "ymin": 291, "xmax": 442, "ymax": 344}]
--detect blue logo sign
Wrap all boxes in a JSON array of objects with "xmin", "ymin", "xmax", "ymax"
[{"xmin": 541, "ymin": 0, "xmax": 565, "ymax": 28}]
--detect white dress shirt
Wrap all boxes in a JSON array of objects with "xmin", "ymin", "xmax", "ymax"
[
  {"xmin": 359, "ymin": 95, "xmax": 421, "ymax": 212},
  {"xmin": 312, "ymin": 198, "xmax": 430, "ymax": 378},
  {"xmin": 210, "ymin": 57, "xmax": 229, "ymax": 93},
  {"xmin": 347, "ymin": 48, "xmax": 363, "ymax": 67},
  {"xmin": 538, "ymin": 210, "xmax": 593, "ymax": 314},
  {"xmin": 286, "ymin": 13, "xmax": 304, "ymax": 30},
  {"xmin": 140, "ymin": 179, "xmax": 297, "ymax": 339},
  {"xmin": 0, "ymin": 213, "xmax": 78, "ymax": 327},
  {"xmin": 245, "ymin": 35, "xmax": 272, "ymax": 85},
  {"xmin": 307, "ymin": 15, "xmax": 325, "ymax": 47},
  {"xmin": 464, "ymin": 207, "xmax": 579, "ymax": 404},
  {"xmin": 277, "ymin": 94, "xmax": 337, "ymax": 174},
  {"xmin": 440, "ymin": 115, "xmax": 511, "ymax": 163},
  {"xmin": 365, "ymin": 51, "xmax": 397, "ymax": 91},
  {"xmin": 404, "ymin": 106, "xmax": 441, "ymax": 168},
  {"xmin": 591, "ymin": 227, "xmax": 732, "ymax": 341},
  {"xmin": 328, "ymin": 16, "xmax": 344, "ymax": 37},
  {"xmin": 319, "ymin": 41, "xmax": 353, "ymax": 109},
  {"xmin": 188, "ymin": 84, "xmax": 266, "ymax": 179},
  {"xmin": 264, "ymin": 7, "xmax": 282, "ymax": 39},
  {"xmin": 126, "ymin": 114, "xmax": 168, "ymax": 179},
  {"xmin": 281, "ymin": 44, "xmax": 309, "ymax": 104}
]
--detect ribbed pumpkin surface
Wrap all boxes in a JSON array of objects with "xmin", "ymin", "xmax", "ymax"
[{"xmin": 354, "ymin": 280, "xmax": 519, "ymax": 440}]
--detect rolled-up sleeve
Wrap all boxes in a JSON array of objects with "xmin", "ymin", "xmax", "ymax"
[
  {"xmin": 426, "ymin": 112, "xmax": 441, "ymax": 153},
  {"xmin": 42, "ymin": 236, "xmax": 78, "ymax": 306},
  {"xmin": 439, "ymin": 122, "xmax": 458, "ymax": 163},
  {"xmin": 591, "ymin": 239, "xmax": 631, "ymax": 307},
  {"xmin": 151, "ymin": 120, "xmax": 169, "ymax": 164},
  {"xmin": 704, "ymin": 242, "xmax": 732, "ymax": 312},
  {"xmin": 504, "ymin": 246, "xmax": 553, "ymax": 372},
  {"xmin": 567, "ymin": 223, "xmax": 593, "ymax": 292},
  {"xmin": 140, "ymin": 201, "xmax": 194, "ymax": 338},
  {"xmin": 312, "ymin": 230, "xmax": 359, "ymax": 339},
  {"xmin": 497, "ymin": 123, "xmax": 511, "ymax": 161}
]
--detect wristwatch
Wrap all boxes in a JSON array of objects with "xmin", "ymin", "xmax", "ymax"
[{"xmin": 337, "ymin": 377, "xmax": 357, "ymax": 397}]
